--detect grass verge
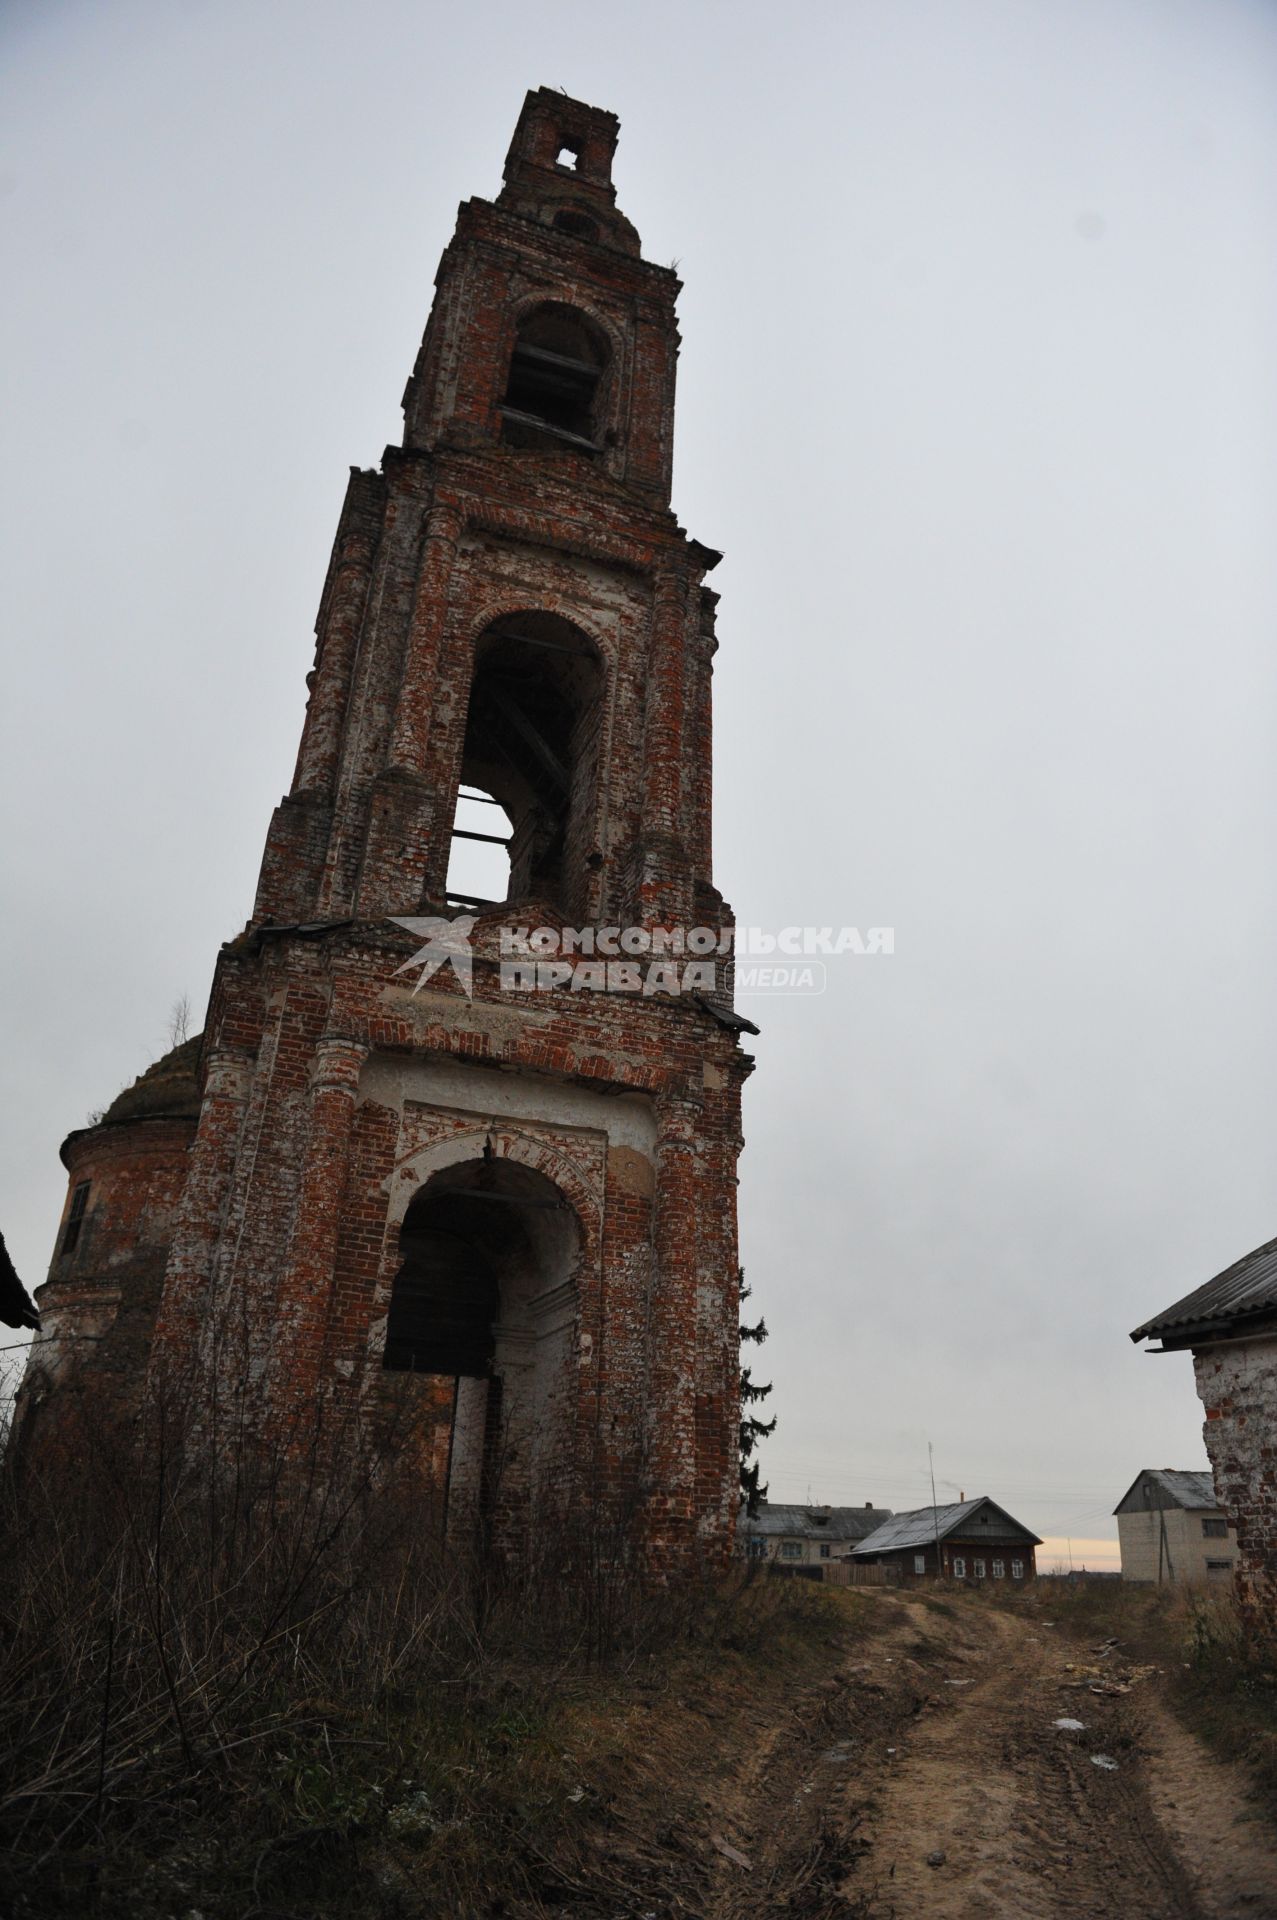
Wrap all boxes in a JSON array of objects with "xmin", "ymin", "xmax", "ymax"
[{"xmin": 0, "ymin": 1441, "xmax": 854, "ymax": 1920}]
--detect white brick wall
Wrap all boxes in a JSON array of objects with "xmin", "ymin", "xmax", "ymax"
[{"xmin": 1193, "ymin": 1332, "xmax": 1277, "ymax": 1639}]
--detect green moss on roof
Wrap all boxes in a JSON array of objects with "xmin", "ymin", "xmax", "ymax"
[{"xmin": 100, "ymin": 1035, "xmax": 203, "ymax": 1127}]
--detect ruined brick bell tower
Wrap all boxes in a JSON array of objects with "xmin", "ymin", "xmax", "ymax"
[{"xmin": 26, "ymin": 92, "xmax": 753, "ymax": 1571}]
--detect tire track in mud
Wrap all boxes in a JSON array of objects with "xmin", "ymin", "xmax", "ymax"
[
  {"xmin": 848, "ymin": 1602, "xmax": 1200, "ymax": 1919},
  {"xmin": 529, "ymin": 1593, "xmax": 1277, "ymax": 1920}
]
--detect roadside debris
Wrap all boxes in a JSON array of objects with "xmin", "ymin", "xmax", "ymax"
[
  {"xmin": 1059, "ymin": 1661, "xmax": 1159, "ymax": 1695},
  {"xmin": 1090, "ymin": 1755, "xmax": 1120, "ymax": 1772},
  {"xmin": 712, "ymin": 1836, "xmax": 753, "ymax": 1871},
  {"xmin": 1053, "ymin": 1718, "xmax": 1086, "ymax": 1732}
]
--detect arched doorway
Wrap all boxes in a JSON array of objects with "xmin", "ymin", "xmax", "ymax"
[{"xmin": 384, "ymin": 1150, "xmax": 580, "ymax": 1545}]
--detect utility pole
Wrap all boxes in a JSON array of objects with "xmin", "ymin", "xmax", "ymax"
[{"xmin": 929, "ymin": 1441, "xmax": 942, "ymax": 1578}]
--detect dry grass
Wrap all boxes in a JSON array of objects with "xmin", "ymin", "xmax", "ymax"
[{"xmin": 0, "ymin": 1402, "xmax": 834, "ymax": 1920}]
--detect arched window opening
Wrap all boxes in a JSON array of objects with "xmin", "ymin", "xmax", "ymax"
[
  {"xmin": 500, "ymin": 304, "xmax": 607, "ymax": 452},
  {"xmin": 449, "ymin": 614, "xmax": 603, "ymax": 918},
  {"xmin": 383, "ymin": 1154, "xmax": 581, "ymax": 1540}
]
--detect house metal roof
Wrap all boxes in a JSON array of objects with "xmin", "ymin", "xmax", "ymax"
[
  {"xmin": 737, "ymin": 1503, "xmax": 892, "ymax": 1542},
  {"xmin": 850, "ymin": 1497, "xmax": 1041, "ymax": 1557},
  {"xmin": 1131, "ymin": 1234, "xmax": 1277, "ymax": 1346},
  {"xmin": 1113, "ymin": 1468, "xmax": 1218, "ymax": 1514}
]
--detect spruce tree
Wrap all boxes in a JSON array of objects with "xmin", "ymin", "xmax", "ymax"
[{"xmin": 739, "ymin": 1271, "xmax": 776, "ymax": 1517}]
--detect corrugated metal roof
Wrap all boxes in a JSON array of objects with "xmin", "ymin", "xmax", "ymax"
[
  {"xmin": 737, "ymin": 1503, "xmax": 893, "ymax": 1542},
  {"xmin": 1113, "ymin": 1468, "xmax": 1217, "ymax": 1514},
  {"xmin": 1131, "ymin": 1234, "xmax": 1277, "ymax": 1343},
  {"xmin": 850, "ymin": 1497, "xmax": 1041, "ymax": 1556},
  {"xmin": 850, "ymin": 1500, "xmax": 981, "ymax": 1555}
]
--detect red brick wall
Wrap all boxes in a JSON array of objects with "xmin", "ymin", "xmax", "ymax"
[
  {"xmin": 12, "ymin": 1117, "xmax": 195, "ymax": 1467},
  {"xmin": 24, "ymin": 93, "xmax": 750, "ymax": 1576}
]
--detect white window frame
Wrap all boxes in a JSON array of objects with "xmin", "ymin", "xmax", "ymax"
[
  {"xmin": 913, "ymin": 1553, "xmax": 926, "ymax": 1575},
  {"xmin": 952, "ymin": 1555, "xmax": 966, "ymax": 1578},
  {"xmin": 992, "ymin": 1558, "xmax": 1004, "ymax": 1578},
  {"xmin": 779, "ymin": 1540, "xmax": 803, "ymax": 1561},
  {"xmin": 973, "ymin": 1557, "xmax": 986, "ymax": 1579},
  {"xmin": 1011, "ymin": 1558, "xmax": 1024, "ymax": 1579}
]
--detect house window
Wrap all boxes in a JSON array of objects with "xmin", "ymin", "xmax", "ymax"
[
  {"xmin": 1011, "ymin": 1558, "xmax": 1024, "ymax": 1580},
  {"xmin": 819, "ymin": 1543, "xmax": 831, "ymax": 1559},
  {"xmin": 913, "ymin": 1554, "xmax": 926, "ymax": 1575},
  {"xmin": 747, "ymin": 1537, "xmax": 767, "ymax": 1559},
  {"xmin": 992, "ymin": 1558, "xmax": 1005, "ymax": 1579},
  {"xmin": 61, "ymin": 1182, "xmax": 90, "ymax": 1257},
  {"xmin": 1202, "ymin": 1518, "xmax": 1229, "ymax": 1538},
  {"xmin": 973, "ymin": 1558, "xmax": 986, "ymax": 1579},
  {"xmin": 952, "ymin": 1556, "xmax": 966, "ymax": 1579},
  {"xmin": 1206, "ymin": 1559, "xmax": 1234, "ymax": 1576},
  {"xmin": 780, "ymin": 1541, "xmax": 802, "ymax": 1561}
]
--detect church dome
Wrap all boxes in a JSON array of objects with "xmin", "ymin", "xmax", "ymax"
[{"xmin": 60, "ymin": 1036, "xmax": 202, "ymax": 1164}]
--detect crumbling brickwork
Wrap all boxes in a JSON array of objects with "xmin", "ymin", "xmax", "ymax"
[
  {"xmin": 1194, "ymin": 1338, "xmax": 1277, "ymax": 1644},
  {"xmin": 11, "ymin": 1040, "xmax": 201, "ymax": 1469},
  {"xmin": 20, "ymin": 92, "xmax": 751, "ymax": 1574}
]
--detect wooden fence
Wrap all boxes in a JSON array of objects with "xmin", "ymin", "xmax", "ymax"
[
  {"xmin": 767, "ymin": 1560, "xmax": 900, "ymax": 1588},
  {"xmin": 819, "ymin": 1561, "xmax": 900, "ymax": 1588}
]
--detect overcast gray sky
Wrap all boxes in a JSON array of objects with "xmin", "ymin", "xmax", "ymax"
[{"xmin": 5, "ymin": 0, "xmax": 1276, "ymax": 1566}]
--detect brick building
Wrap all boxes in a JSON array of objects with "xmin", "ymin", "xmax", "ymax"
[
  {"xmin": 15, "ymin": 91, "xmax": 754, "ymax": 1574},
  {"xmin": 1132, "ymin": 1237, "xmax": 1277, "ymax": 1643}
]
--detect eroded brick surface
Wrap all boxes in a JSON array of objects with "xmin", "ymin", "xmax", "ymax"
[
  {"xmin": 18, "ymin": 91, "xmax": 750, "ymax": 1573},
  {"xmin": 1195, "ymin": 1338, "xmax": 1277, "ymax": 1644}
]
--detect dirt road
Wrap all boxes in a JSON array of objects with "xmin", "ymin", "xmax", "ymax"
[{"xmin": 541, "ymin": 1591, "xmax": 1277, "ymax": 1919}]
